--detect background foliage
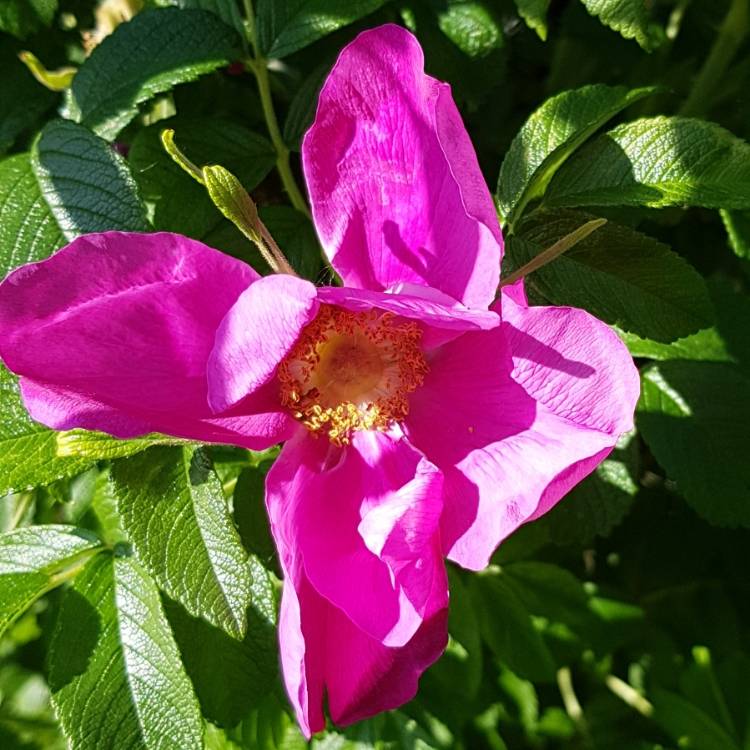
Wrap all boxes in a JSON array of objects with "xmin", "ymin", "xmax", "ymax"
[{"xmin": 1, "ymin": 0, "xmax": 749, "ymax": 748}]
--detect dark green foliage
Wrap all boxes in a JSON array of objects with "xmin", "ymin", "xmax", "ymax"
[
  {"xmin": 0, "ymin": 367, "xmax": 93, "ymax": 496},
  {"xmin": 68, "ymin": 8, "xmax": 244, "ymax": 139},
  {"xmin": 32, "ymin": 119, "xmax": 149, "ymax": 238},
  {"xmin": 111, "ymin": 447, "xmax": 253, "ymax": 638},
  {"xmin": 510, "ymin": 209, "xmax": 714, "ymax": 341},
  {"xmin": 49, "ymin": 552, "xmax": 204, "ymax": 749}
]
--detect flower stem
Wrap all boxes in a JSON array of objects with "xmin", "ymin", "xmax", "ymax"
[
  {"xmin": 242, "ymin": 0, "xmax": 311, "ymax": 218},
  {"xmin": 499, "ymin": 218, "xmax": 606, "ymax": 288},
  {"xmin": 679, "ymin": 0, "xmax": 749, "ymax": 117}
]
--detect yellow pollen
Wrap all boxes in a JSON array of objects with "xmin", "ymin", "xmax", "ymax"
[{"xmin": 278, "ymin": 305, "xmax": 428, "ymax": 445}]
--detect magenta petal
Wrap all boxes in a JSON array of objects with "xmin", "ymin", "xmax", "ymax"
[
  {"xmin": 267, "ymin": 430, "xmax": 448, "ymax": 731},
  {"xmin": 267, "ymin": 430, "xmax": 446, "ymax": 647},
  {"xmin": 317, "ymin": 284, "xmax": 499, "ymax": 349},
  {"xmin": 405, "ymin": 295, "xmax": 639, "ymax": 570},
  {"xmin": 277, "ymin": 572, "xmax": 326, "ymax": 738},
  {"xmin": 498, "ymin": 288, "xmax": 640, "ymax": 522},
  {"xmin": 207, "ymin": 274, "xmax": 319, "ymax": 412},
  {"xmin": 317, "ymin": 284, "xmax": 499, "ymax": 331},
  {"xmin": 0, "ymin": 231, "xmax": 255, "ymax": 410},
  {"xmin": 277, "ymin": 562, "xmax": 447, "ymax": 737},
  {"xmin": 303, "ymin": 24, "xmax": 502, "ymax": 309},
  {"xmin": 323, "ymin": 593, "xmax": 448, "ymax": 727},
  {"xmin": 20, "ymin": 377, "xmax": 298, "ymax": 450},
  {"xmin": 500, "ymin": 289, "xmax": 639, "ymax": 438},
  {"xmin": 0, "ymin": 231, "xmax": 295, "ymax": 447}
]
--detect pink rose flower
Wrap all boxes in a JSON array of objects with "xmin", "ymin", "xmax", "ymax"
[{"xmin": 0, "ymin": 24, "xmax": 638, "ymax": 737}]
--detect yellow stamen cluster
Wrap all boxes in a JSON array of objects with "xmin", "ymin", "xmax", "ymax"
[{"xmin": 278, "ymin": 305, "xmax": 428, "ymax": 445}]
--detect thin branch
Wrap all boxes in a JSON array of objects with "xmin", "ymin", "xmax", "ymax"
[{"xmin": 500, "ymin": 218, "xmax": 607, "ymax": 288}]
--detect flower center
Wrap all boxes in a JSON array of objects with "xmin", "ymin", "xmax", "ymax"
[{"xmin": 278, "ymin": 305, "xmax": 428, "ymax": 445}]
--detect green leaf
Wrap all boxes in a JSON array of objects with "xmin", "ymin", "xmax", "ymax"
[
  {"xmin": 423, "ymin": 567, "xmax": 483, "ymax": 715},
  {"xmin": 230, "ymin": 691, "xmax": 307, "ymax": 749},
  {"xmin": 56, "ymin": 430, "xmax": 191, "ymax": 460},
  {"xmin": 637, "ymin": 361, "xmax": 750, "ymax": 527},
  {"xmin": 158, "ymin": 0, "xmax": 247, "ymax": 42},
  {"xmin": 203, "ymin": 164, "xmax": 263, "ymax": 242},
  {"xmin": 31, "ymin": 119, "xmax": 149, "ymax": 240},
  {"xmin": 720, "ymin": 209, "xmax": 750, "ymax": 259},
  {"xmin": 68, "ymin": 8, "xmax": 243, "ymax": 139},
  {"xmin": 130, "ymin": 116, "xmax": 275, "ymax": 245},
  {"xmin": 312, "ymin": 711, "xmax": 442, "ymax": 749},
  {"xmin": 497, "ymin": 666, "xmax": 540, "ymax": 736},
  {"xmin": 503, "ymin": 562, "xmax": 589, "ymax": 626},
  {"xmin": 0, "ymin": 153, "xmax": 64, "ymax": 278},
  {"xmin": 680, "ymin": 647, "xmax": 737, "ymax": 737},
  {"xmin": 0, "ymin": 366, "xmax": 93, "ymax": 497},
  {"xmin": 617, "ymin": 278, "xmax": 750, "ymax": 370},
  {"xmin": 203, "ymin": 723, "xmax": 244, "ymax": 750},
  {"xmin": 579, "ymin": 0, "xmax": 663, "ymax": 51},
  {"xmin": 165, "ymin": 557, "xmax": 278, "ymax": 727},
  {"xmin": 49, "ymin": 552, "xmax": 203, "ymax": 750},
  {"xmin": 651, "ymin": 687, "xmax": 742, "ymax": 750},
  {"xmin": 715, "ymin": 653, "xmax": 750, "ymax": 746},
  {"xmin": 513, "ymin": 0, "xmax": 550, "ymax": 40},
  {"xmin": 0, "ymin": 525, "xmax": 101, "ymax": 640},
  {"xmin": 111, "ymin": 446, "xmax": 252, "ymax": 638},
  {"xmin": 283, "ymin": 63, "xmax": 330, "ymax": 151},
  {"xmin": 434, "ymin": 1, "xmax": 503, "ymax": 58},
  {"xmin": 497, "ymin": 84, "xmax": 657, "ymax": 227},
  {"xmin": 472, "ymin": 571, "xmax": 556, "ymax": 681},
  {"xmin": 90, "ymin": 469, "xmax": 129, "ymax": 546},
  {"xmin": 511, "ymin": 210, "xmax": 714, "ymax": 341},
  {"xmin": 0, "ymin": 0, "xmax": 57, "ymax": 39},
  {"xmin": 546, "ymin": 117, "xmax": 750, "ymax": 210},
  {"xmin": 0, "ymin": 42, "xmax": 56, "ymax": 154},
  {"xmin": 257, "ymin": 0, "xmax": 390, "ymax": 58},
  {"xmin": 617, "ymin": 327, "xmax": 732, "ymax": 364},
  {"xmin": 233, "ymin": 465, "xmax": 278, "ymax": 568}
]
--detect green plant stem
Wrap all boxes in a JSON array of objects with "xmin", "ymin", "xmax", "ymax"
[
  {"xmin": 557, "ymin": 667, "xmax": 592, "ymax": 746},
  {"xmin": 604, "ymin": 674, "xmax": 654, "ymax": 718},
  {"xmin": 692, "ymin": 647, "xmax": 735, "ymax": 732},
  {"xmin": 242, "ymin": 0, "xmax": 311, "ymax": 218},
  {"xmin": 679, "ymin": 0, "xmax": 749, "ymax": 117},
  {"xmin": 665, "ymin": 0, "xmax": 691, "ymax": 42},
  {"xmin": 48, "ymin": 549, "xmax": 102, "ymax": 587},
  {"xmin": 242, "ymin": 0, "xmax": 256, "ymax": 47},
  {"xmin": 254, "ymin": 61, "xmax": 311, "ymax": 216},
  {"xmin": 499, "ymin": 218, "xmax": 607, "ymax": 288},
  {"xmin": 9, "ymin": 492, "xmax": 34, "ymax": 530}
]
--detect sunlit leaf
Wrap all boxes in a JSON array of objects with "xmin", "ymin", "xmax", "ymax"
[{"xmin": 50, "ymin": 552, "xmax": 203, "ymax": 750}]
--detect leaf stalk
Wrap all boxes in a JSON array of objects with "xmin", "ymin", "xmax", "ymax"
[
  {"xmin": 500, "ymin": 218, "xmax": 607, "ymax": 288},
  {"xmin": 242, "ymin": 0, "xmax": 311, "ymax": 218}
]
